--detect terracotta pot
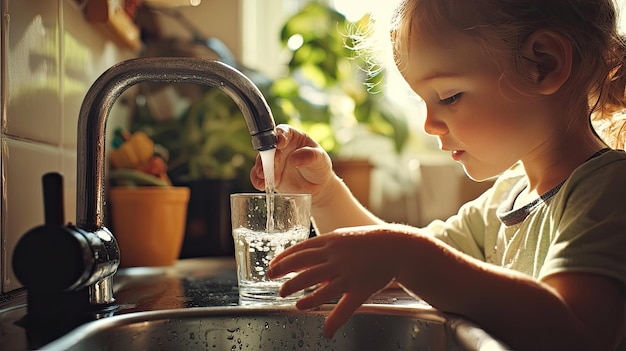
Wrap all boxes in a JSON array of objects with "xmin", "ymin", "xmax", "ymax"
[
  {"xmin": 332, "ymin": 158, "xmax": 374, "ymax": 208},
  {"xmin": 109, "ymin": 186, "xmax": 190, "ymax": 267}
]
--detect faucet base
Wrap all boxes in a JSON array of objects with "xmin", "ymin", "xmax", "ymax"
[{"xmin": 16, "ymin": 288, "xmax": 118, "ymax": 348}]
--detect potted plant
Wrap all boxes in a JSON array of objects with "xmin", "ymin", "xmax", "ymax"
[
  {"xmin": 106, "ymin": 130, "xmax": 191, "ymax": 267},
  {"xmin": 128, "ymin": 82, "xmax": 287, "ymax": 258}
]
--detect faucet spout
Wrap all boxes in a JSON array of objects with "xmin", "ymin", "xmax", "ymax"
[{"xmin": 77, "ymin": 57, "xmax": 277, "ymax": 230}]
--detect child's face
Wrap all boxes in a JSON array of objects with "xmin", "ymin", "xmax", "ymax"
[{"xmin": 401, "ymin": 25, "xmax": 555, "ymax": 180}]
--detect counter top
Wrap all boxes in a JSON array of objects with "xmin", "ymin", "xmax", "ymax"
[
  {"xmin": 0, "ymin": 257, "xmax": 431, "ymax": 350},
  {"xmin": 113, "ymin": 258, "xmax": 426, "ymax": 312}
]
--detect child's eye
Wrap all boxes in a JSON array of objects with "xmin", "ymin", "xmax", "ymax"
[{"xmin": 438, "ymin": 93, "xmax": 463, "ymax": 105}]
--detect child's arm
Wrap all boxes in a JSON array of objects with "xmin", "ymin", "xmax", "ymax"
[
  {"xmin": 267, "ymin": 226, "xmax": 621, "ymax": 350},
  {"xmin": 395, "ymin": 235, "xmax": 621, "ymax": 351}
]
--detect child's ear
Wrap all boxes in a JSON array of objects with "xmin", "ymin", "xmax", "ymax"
[{"xmin": 521, "ymin": 29, "xmax": 572, "ymax": 95}]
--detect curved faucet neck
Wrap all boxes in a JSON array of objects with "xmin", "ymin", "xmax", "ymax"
[{"xmin": 76, "ymin": 57, "xmax": 277, "ymax": 230}]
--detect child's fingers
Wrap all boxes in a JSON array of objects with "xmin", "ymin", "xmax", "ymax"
[
  {"xmin": 322, "ymin": 291, "xmax": 370, "ymax": 339},
  {"xmin": 249, "ymin": 155, "xmax": 267, "ymax": 189},
  {"xmin": 293, "ymin": 277, "xmax": 344, "ymax": 309},
  {"xmin": 267, "ymin": 246, "xmax": 326, "ymax": 279},
  {"xmin": 277, "ymin": 262, "xmax": 335, "ymax": 297},
  {"xmin": 274, "ymin": 124, "xmax": 290, "ymax": 149},
  {"xmin": 270, "ymin": 235, "xmax": 328, "ymax": 265},
  {"xmin": 287, "ymin": 147, "xmax": 314, "ymax": 168}
]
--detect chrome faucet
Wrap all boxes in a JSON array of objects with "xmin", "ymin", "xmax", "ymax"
[
  {"xmin": 12, "ymin": 58, "xmax": 277, "ymax": 336},
  {"xmin": 77, "ymin": 57, "xmax": 277, "ymax": 232},
  {"xmin": 76, "ymin": 57, "xmax": 277, "ymax": 301}
]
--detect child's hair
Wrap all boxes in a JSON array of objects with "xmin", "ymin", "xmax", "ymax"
[{"xmin": 390, "ymin": 0, "xmax": 626, "ymax": 148}]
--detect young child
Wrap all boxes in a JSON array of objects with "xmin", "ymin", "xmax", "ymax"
[{"xmin": 250, "ymin": 1, "xmax": 626, "ymax": 349}]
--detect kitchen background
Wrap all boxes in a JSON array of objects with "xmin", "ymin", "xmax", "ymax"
[{"xmin": 1, "ymin": 0, "xmax": 625, "ymax": 297}]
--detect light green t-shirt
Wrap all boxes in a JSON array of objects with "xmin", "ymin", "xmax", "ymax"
[{"xmin": 426, "ymin": 149, "xmax": 626, "ymax": 285}]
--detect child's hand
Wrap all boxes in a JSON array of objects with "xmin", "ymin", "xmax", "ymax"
[
  {"xmin": 250, "ymin": 124, "xmax": 334, "ymax": 198},
  {"xmin": 267, "ymin": 226, "xmax": 410, "ymax": 338}
]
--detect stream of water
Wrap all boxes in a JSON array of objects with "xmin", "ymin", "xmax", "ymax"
[{"xmin": 259, "ymin": 149, "xmax": 276, "ymax": 233}]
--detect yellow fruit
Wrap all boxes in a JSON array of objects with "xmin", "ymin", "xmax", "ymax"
[{"xmin": 109, "ymin": 131, "xmax": 154, "ymax": 169}]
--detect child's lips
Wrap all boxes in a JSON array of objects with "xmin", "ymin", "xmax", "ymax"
[
  {"xmin": 451, "ymin": 150, "xmax": 465, "ymax": 161},
  {"xmin": 440, "ymin": 143, "xmax": 465, "ymax": 161}
]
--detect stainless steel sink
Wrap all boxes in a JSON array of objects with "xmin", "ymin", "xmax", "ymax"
[
  {"xmin": 42, "ymin": 304, "xmax": 508, "ymax": 351},
  {"xmin": 41, "ymin": 306, "xmax": 449, "ymax": 350}
]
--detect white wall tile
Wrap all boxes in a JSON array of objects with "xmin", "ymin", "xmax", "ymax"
[{"xmin": 5, "ymin": 0, "xmax": 61, "ymax": 145}]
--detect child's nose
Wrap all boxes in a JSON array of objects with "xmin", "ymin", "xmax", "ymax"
[{"xmin": 423, "ymin": 110, "xmax": 448, "ymax": 136}]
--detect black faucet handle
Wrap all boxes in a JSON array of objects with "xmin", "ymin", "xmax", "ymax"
[
  {"xmin": 13, "ymin": 173, "xmax": 86, "ymax": 291},
  {"xmin": 42, "ymin": 172, "xmax": 65, "ymax": 227}
]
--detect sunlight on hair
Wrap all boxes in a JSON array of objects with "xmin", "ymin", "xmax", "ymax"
[
  {"xmin": 329, "ymin": 4, "xmax": 406, "ymax": 74},
  {"xmin": 331, "ymin": 0, "xmax": 401, "ymax": 64},
  {"xmin": 331, "ymin": 0, "xmax": 423, "ymax": 128}
]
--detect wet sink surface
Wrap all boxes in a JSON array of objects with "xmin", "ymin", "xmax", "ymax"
[{"xmin": 43, "ymin": 305, "xmax": 456, "ymax": 350}]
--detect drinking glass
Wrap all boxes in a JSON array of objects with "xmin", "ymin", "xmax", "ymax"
[{"xmin": 230, "ymin": 193, "xmax": 311, "ymax": 304}]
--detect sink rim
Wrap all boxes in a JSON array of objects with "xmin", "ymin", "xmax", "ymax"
[
  {"xmin": 42, "ymin": 303, "xmax": 450, "ymax": 350},
  {"xmin": 41, "ymin": 303, "xmax": 512, "ymax": 351}
]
